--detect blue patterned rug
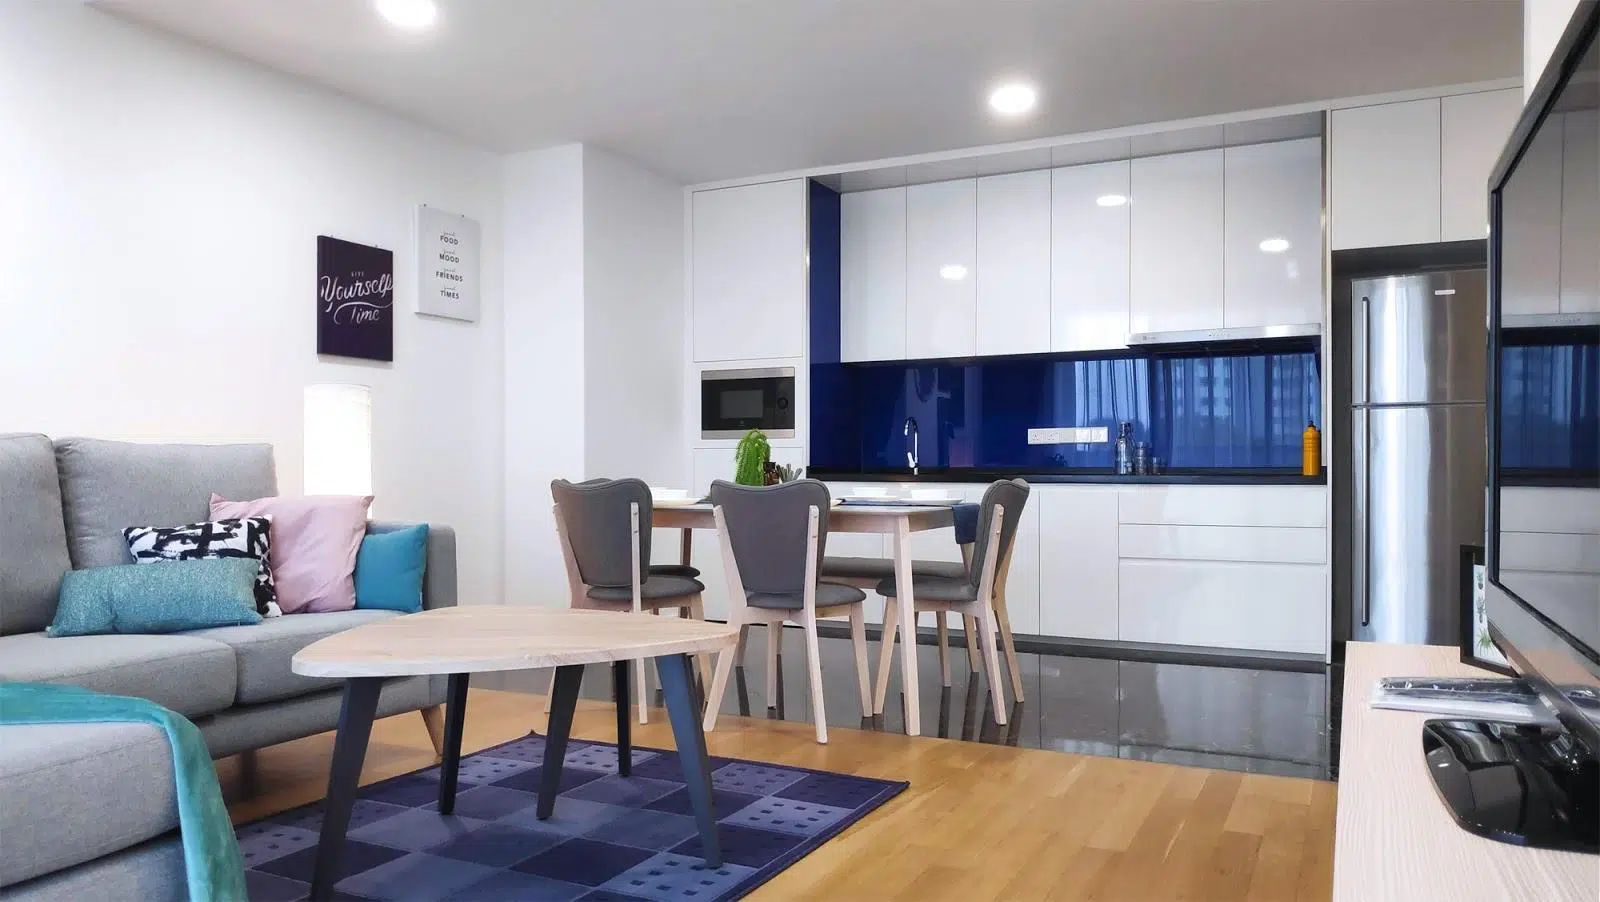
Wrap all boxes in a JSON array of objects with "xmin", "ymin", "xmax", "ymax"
[{"xmin": 238, "ymin": 734, "xmax": 907, "ymax": 901}]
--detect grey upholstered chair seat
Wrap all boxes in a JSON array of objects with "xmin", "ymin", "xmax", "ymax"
[
  {"xmin": 821, "ymin": 556, "xmax": 966, "ymax": 581},
  {"xmin": 649, "ymin": 563, "xmax": 701, "ymax": 579},
  {"xmin": 747, "ymin": 581, "xmax": 867, "ymax": 610},
  {"xmin": 585, "ymin": 574, "xmax": 706, "ymax": 603},
  {"xmin": 875, "ymin": 575, "xmax": 979, "ymax": 603}
]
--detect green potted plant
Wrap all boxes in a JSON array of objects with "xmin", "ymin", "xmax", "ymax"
[{"xmin": 734, "ymin": 430, "xmax": 770, "ymax": 486}]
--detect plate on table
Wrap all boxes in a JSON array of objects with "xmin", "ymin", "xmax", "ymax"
[
  {"xmin": 907, "ymin": 489, "xmax": 961, "ymax": 504},
  {"xmin": 650, "ymin": 488, "xmax": 698, "ymax": 507}
]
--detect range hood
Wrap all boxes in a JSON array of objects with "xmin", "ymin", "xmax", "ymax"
[{"xmin": 1126, "ymin": 323, "xmax": 1321, "ymax": 346}]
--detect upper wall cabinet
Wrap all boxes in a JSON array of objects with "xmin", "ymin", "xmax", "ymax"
[
  {"xmin": 1560, "ymin": 109, "xmax": 1600, "ymax": 313},
  {"xmin": 976, "ymin": 170, "xmax": 1052, "ymax": 356},
  {"xmin": 691, "ymin": 180, "xmax": 807, "ymax": 362},
  {"xmin": 1330, "ymin": 99, "xmax": 1441, "ymax": 249},
  {"xmin": 1501, "ymin": 118, "xmax": 1565, "ymax": 315},
  {"xmin": 1130, "ymin": 149, "xmax": 1225, "ymax": 333},
  {"xmin": 1224, "ymin": 138, "xmax": 1323, "ymax": 328},
  {"xmin": 1052, "ymin": 160, "xmax": 1131, "ymax": 351},
  {"xmin": 1440, "ymin": 89, "xmax": 1523, "ymax": 241},
  {"xmin": 841, "ymin": 187, "xmax": 907, "ymax": 362},
  {"xmin": 906, "ymin": 179, "xmax": 978, "ymax": 359}
]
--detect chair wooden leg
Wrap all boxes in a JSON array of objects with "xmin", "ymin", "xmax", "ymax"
[
  {"xmin": 687, "ymin": 595, "xmax": 714, "ymax": 687},
  {"xmin": 542, "ymin": 669, "xmax": 555, "ymax": 716},
  {"xmin": 765, "ymin": 622, "xmax": 781, "ymax": 708},
  {"xmin": 963, "ymin": 615, "xmax": 981, "ymax": 672},
  {"xmin": 703, "ymin": 626, "xmax": 739, "ymax": 733},
  {"xmin": 419, "ymin": 704, "xmax": 446, "ymax": 760},
  {"xmin": 935, "ymin": 615, "xmax": 952, "ymax": 687},
  {"xmin": 848, "ymin": 605, "xmax": 873, "ymax": 716},
  {"xmin": 873, "ymin": 605, "xmax": 898, "ymax": 715},
  {"xmin": 994, "ymin": 591, "xmax": 1026, "ymax": 703},
  {"xmin": 636, "ymin": 655, "xmax": 650, "ymax": 725},
  {"xmin": 801, "ymin": 610, "xmax": 828, "ymax": 744},
  {"xmin": 976, "ymin": 604, "xmax": 1008, "ymax": 725}
]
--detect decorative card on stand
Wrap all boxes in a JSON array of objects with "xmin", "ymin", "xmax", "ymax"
[
  {"xmin": 415, "ymin": 205, "xmax": 480, "ymax": 322},
  {"xmin": 316, "ymin": 236, "xmax": 394, "ymax": 362}
]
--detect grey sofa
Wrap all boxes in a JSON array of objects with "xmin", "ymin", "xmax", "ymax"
[{"xmin": 0, "ymin": 435, "xmax": 456, "ymax": 901}]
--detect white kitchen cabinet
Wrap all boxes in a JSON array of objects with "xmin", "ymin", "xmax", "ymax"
[
  {"xmin": 1037, "ymin": 486, "xmax": 1119, "ymax": 640},
  {"xmin": 1440, "ymin": 89, "xmax": 1523, "ymax": 241},
  {"xmin": 691, "ymin": 180, "xmax": 807, "ymax": 362},
  {"xmin": 1118, "ymin": 559, "xmax": 1326, "ymax": 654},
  {"xmin": 1223, "ymin": 138, "xmax": 1323, "ymax": 328},
  {"xmin": 1117, "ymin": 524, "xmax": 1327, "ymax": 565},
  {"xmin": 840, "ymin": 187, "xmax": 908, "ymax": 362},
  {"xmin": 906, "ymin": 179, "xmax": 978, "ymax": 359},
  {"xmin": 1561, "ymin": 110, "xmax": 1600, "ymax": 313},
  {"xmin": 1116, "ymin": 484, "xmax": 1326, "ymax": 528},
  {"xmin": 1330, "ymin": 99, "xmax": 1442, "ymax": 249},
  {"xmin": 1501, "ymin": 119, "xmax": 1565, "ymax": 316},
  {"xmin": 976, "ymin": 170, "xmax": 1052, "ymax": 356},
  {"xmin": 1051, "ymin": 161, "xmax": 1131, "ymax": 351},
  {"xmin": 1130, "ymin": 149, "xmax": 1225, "ymax": 333}
]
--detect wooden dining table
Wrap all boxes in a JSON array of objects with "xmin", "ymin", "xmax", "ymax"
[{"xmin": 654, "ymin": 500, "xmax": 954, "ymax": 737}]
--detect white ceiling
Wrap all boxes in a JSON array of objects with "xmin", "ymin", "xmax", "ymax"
[{"xmin": 98, "ymin": 0, "xmax": 1522, "ymax": 185}]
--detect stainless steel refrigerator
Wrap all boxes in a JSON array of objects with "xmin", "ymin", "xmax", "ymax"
[{"xmin": 1348, "ymin": 269, "xmax": 1486, "ymax": 644}]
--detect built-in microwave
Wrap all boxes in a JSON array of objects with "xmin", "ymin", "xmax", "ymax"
[{"xmin": 700, "ymin": 367, "xmax": 795, "ymax": 439}]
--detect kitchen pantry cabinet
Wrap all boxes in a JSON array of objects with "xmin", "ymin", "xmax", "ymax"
[
  {"xmin": 691, "ymin": 180, "xmax": 807, "ymax": 362},
  {"xmin": 1224, "ymin": 138, "xmax": 1323, "ymax": 328},
  {"xmin": 1051, "ymin": 160, "xmax": 1131, "ymax": 351},
  {"xmin": 906, "ymin": 179, "xmax": 978, "ymax": 359},
  {"xmin": 976, "ymin": 171, "xmax": 1052, "ymax": 355},
  {"xmin": 1129, "ymin": 149, "xmax": 1225, "ymax": 334},
  {"xmin": 841, "ymin": 187, "xmax": 907, "ymax": 362}
]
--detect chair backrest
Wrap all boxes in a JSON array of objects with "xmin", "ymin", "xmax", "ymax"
[
  {"xmin": 969, "ymin": 479, "xmax": 1031, "ymax": 590},
  {"xmin": 549, "ymin": 478, "xmax": 651, "ymax": 589},
  {"xmin": 708, "ymin": 479, "xmax": 831, "ymax": 596}
]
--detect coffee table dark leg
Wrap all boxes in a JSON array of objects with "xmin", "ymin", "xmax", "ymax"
[
  {"xmin": 657, "ymin": 652, "xmax": 723, "ymax": 867},
  {"xmin": 310, "ymin": 677, "xmax": 382, "ymax": 902},
  {"xmin": 437, "ymin": 673, "xmax": 470, "ymax": 814},
  {"xmin": 537, "ymin": 664, "xmax": 585, "ymax": 820},
  {"xmin": 613, "ymin": 660, "xmax": 632, "ymax": 776}
]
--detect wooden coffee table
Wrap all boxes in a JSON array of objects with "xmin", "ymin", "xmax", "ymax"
[{"xmin": 291, "ymin": 605, "xmax": 740, "ymax": 902}]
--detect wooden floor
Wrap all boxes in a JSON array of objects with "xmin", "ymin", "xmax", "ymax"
[{"xmin": 219, "ymin": 688, "xmax": 1336, "ymax": 901}]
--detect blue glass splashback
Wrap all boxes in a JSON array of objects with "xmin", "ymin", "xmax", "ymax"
[
  {"xmin": 1500, "ymin": 339, "xmax": 1600, "ymax": 472},
  {"xmin": 810, "ymin": 343, "xmax": 1320, "ymax": 473}
]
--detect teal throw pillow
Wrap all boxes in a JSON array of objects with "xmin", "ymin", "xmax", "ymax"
[
  {"xmin": 49, "ymin": 558, "xmax": 263, "ymax": 637},
  {"xmin": 355, "ymin": 524, "xmax": 429, "ymax": 613}
]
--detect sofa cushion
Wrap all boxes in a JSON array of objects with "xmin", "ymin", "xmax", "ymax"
[
  {"xmin": 0, "ymin": 434, "xmax": 73, "ymax": 636},
  {"xmin": 0, "ymin": 721, "xmax": 177, "ymax": 887},
  {"xmin": 182, "ymin": 609, "xmax": 400, "ymax": 705},
  {"xmin": 54, "ymin": 437, "xmax": 277, "ymax": 569},
  {"xmin": 0, "ymin": 632, "xmax": 236, "ymax": 718}
]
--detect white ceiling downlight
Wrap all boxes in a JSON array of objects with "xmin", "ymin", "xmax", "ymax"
[
  {"xmin": 375, "ymin": 0, "xmax": 437, "ymax": 30},
  {"xmin": 1258, "ymin": 237, "xmax": 1291, "ymax": 253},
  {"xmin": 988, "ymin": 82, "xmax": 1037, "ymax": 116}
]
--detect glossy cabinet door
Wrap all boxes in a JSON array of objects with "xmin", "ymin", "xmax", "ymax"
[
  {"xmin": 1037, "ymin": 486, "xmax": 1119, "ymax": 640},
  {"xmin": 1501, "ymin": 117, "xmax": 1565, "ymax": 316},
  {"xmin": 906, "ymin": 179, "xmax": 978, "ymax": 359},
  {"xmin": 1223, "ymin": 138, "xmax": 1323, "ymax": 328},
  {"xmin": 840, "ymin": 187, "xmax": 908, "ymax": 362},
  {"xmin": 976, "ymin": 171, "xmax": 1052, "ymax": 356},
  {"xmin": 1117, "ymin": 560, "xmax": 1326, "ymax": 654},
  {"xmin": 691, "ymin": 180, "xmax": 807, "ymax": 362},
  {"xmin": 1130, "ymin": 149, "xmax": 1225, "ymax": 333},
  {"xmin": 1330, "ymin": 99, "xmax": 1442, "ymax": 249},
  {"xmin": 1561, "ymin": 109, "xmax": 1600, "ymax": 313},
  {"xmin": 1440, "ymin": 89, "xmax": 1523, "ymax": 242},
  {"xmin": 1051, "ymin": 160, "xmax": 1131, "ymax": 351}
]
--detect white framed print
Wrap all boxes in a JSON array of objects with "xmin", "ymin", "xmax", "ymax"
[{"xmin": 415, "ymin": 205, "xmax": 480, "ymax": 321}]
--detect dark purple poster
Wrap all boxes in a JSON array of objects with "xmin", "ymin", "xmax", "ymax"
[{"xmin": 316, "ymin": 235, "xmax": 394, "ymax": 362}]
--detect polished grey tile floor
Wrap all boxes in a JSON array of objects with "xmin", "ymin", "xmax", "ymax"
[{"xmin": 479, "ymin": 628, "xmax": 1339, "ymax": 782}]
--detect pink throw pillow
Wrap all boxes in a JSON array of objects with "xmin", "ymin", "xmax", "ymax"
[{"xmin": 210, "ymin": 494, "xmax": 372, "ymax": 614}]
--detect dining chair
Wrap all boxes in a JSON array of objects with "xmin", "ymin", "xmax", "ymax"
[
  {"xmin": 872, "ymin": 479, "xmax": 1031, "ymax": 725},
  {"xmin": 701, "ymin": 479, "xmax": 873, "ymax": 744},
  {"xmin": 551, "ymin": 477, "xmax": 710, "ymax": 725}
]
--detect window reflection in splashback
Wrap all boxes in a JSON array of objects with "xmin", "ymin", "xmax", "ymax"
[{"xmin": 810, "ymin": 341, "xmax": 1321, "ymax": 473}]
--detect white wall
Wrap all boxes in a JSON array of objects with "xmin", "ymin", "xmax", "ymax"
[
  {"xmin": 0, "ymin": 4, "xmax": 506, "ymax": 606},
  {"xmin": 1526, "ymin": 0, "xmax": 1584, "ymax": 97},
  {"xmin": 582, "ymin": 147, "xmax": 686, "ymax": 486}
]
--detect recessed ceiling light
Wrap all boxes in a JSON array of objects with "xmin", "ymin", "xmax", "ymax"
[
  {"xmin": 1096, "ymin": 194, "xmax": 1128, "ymax": 207},
  {"xmin": 1259, "ymin": 237, "xmax": 1291, "ymax": 254},
  {"xmin": 939, "ymin": 264, "xmax": 969, "ymax": 281},
  {"xmin": 375, "ymin": 0, "xmax": 437, "ymax": 30},
  {"xmin": 988, "ymin": 82, "xmax": 1037, "ymax": 117}
]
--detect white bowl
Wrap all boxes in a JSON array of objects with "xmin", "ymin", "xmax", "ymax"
[
  {"xmin": 650, "ymin": 487, "xmax": 689, "ymax": 501},
  {"xmin": 910, "ymin": 488, "xmax": 956, "ymax": 502},
  {"xmin": 851, "ymin": 486, "xmax": 892, "ymax": 499}
]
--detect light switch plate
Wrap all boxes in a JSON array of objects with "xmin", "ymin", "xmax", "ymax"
[{"xmin": 1027, "ymin": 427, "xmax": 1110, "ymax": 445}]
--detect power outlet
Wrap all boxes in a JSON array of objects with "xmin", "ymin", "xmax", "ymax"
[{"xmin": 1027, "ymin": 427, "xmax": 1110, "ymax": 445}]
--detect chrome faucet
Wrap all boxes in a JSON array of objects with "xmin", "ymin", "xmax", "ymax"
[{"xmin": 904, "ymin": 416, "xmax": 919, "ymax": 475}]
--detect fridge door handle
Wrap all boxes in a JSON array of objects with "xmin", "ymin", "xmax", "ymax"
[
  {"xmin": 1356, "ymin": 295, "xmax": 1371, "ymax": 405},
  {"xmin": 1358, "ymin": 407, "xmax": 1373, "ymax": 628}
]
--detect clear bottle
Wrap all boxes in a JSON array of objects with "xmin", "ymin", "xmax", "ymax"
[{"xmin": 1114, "ymin": 422, "xmax": 1135, "ymax": 475}]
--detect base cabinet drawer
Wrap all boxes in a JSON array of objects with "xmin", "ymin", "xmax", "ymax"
[
  {"xmin": 1038, "ymin": 486, "xmax": 1119, "ymax": 640},
  {"xmin": 1118, "ymin": 559, "xmax": 1326, "ymax": 654}
]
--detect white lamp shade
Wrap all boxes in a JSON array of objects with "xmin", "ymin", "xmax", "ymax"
[{"xmin": 303, "ymin": 383, "xmax": 372, "ymax": 496}]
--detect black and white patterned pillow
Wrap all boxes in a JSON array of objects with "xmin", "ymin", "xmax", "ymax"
[{"xmin": 124, "ymin": 517, "xmax": 280, "ymax": 617}]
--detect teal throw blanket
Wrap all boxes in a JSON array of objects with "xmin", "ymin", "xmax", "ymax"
[{"xmin": 0, "ymin": 682, "xmax": 246, "ymax": 901}]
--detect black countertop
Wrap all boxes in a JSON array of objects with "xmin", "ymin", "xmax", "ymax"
[{"xmin": 807, "ymin": 468, "xmax": 1326, "ymax": 486}]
